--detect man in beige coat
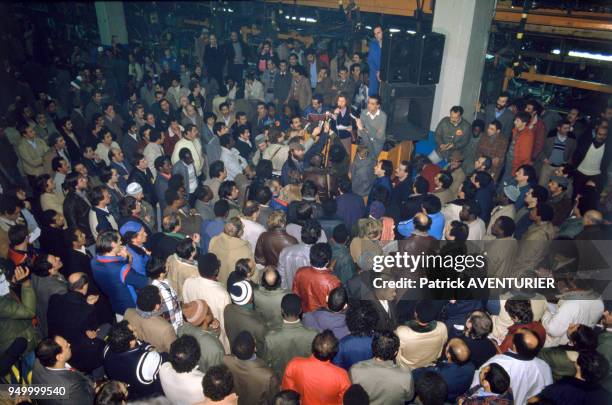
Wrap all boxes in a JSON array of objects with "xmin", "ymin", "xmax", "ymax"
[
  {"xmin": 514, "ymin": 204, "xmax": 557, "ymax": 275},
  {"xmin": 395, "ymin": 301, "xmax": 447, "ymax": 370},
  {"xmin": 124, "ymin": 285, "xmax": 177, "ymax": 354},
  {"xmin": 183, "ymin": 253, "xmax": 232, "ymax": 352},
  {"xmin": 17, "ymin": 124, "xmax": 49, "ymax": 182},
  {"xmin": 171, "ymin": 124, "xmax": 206, "ymax": 177},
  {"xmin": 286, "ymin": 65, "xmax": 312, "ymax": 112},
  {"xmin": 209, "ymin": 217, "xmax": 255, "ymax": 286},
  {"xmin": 484, "ymin": 216, "xmax": 518, "ymax": 279},
  {"xmin": 165, "ymin": 247, "xmax": 199, "ymax": 301}
]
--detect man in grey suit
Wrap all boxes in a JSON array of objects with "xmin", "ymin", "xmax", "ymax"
[
  {"xmin": 356, "ymin": 95, "xmax": 387, "ymax": 158},
  {"xmin": 350, "ymin": 330, "xmax": 414, "ymax": 405},
  {"xmin": 32, "ymin": 336, "xmax": 95, "ymax": 405},
  {"xmin": 477, "ymin": 92, "xmax": 514, "ymax": 139}
]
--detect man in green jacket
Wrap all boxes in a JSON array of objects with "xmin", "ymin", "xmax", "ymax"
[
  {"xmin": 434, "ymin": 105, "xmax": 472, "ymax": 162},
  {"xmin": 264, "ymin": 294, "xmax": 317, "ymax": 376},
  {"xmin": 254, "ymin": 268, "xmax": 290, "ymax": 329},
  {"xmin": 599, "ymin": 310, "xmax": 612, "ymax": 392},
  {"xmin": 0, "ymin": 265, "xmax": 38, "ymax": 355},
  {"xmin": 538, "ymin": 323, "xmax": 598, "ymax": 381},
  {"xmin": 177, "ymin": 299, "xmax": 225, "ymax": 373}
]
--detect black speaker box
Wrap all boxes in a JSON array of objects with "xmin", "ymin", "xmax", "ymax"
[
  {"xmin": 380, "ymin": 30, "xmax": 445, "ymax": 86},
  {"xmin": 380, "ymin": 82, "xmax": 435, "ymax": 141}
]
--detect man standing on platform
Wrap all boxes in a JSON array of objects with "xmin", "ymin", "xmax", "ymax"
[
  {"xmin": 368, "ymin": 25, "xmax": 383, "ymax": 96},
  {"xmin": 476, "ymin": 92, "xmax": 514, "ymax": 139},
  {"xmin": 433, "ymin": 105, "xmax": 472, "ymax": 164},
  {"xmin": 356, "ymin": 95, "xmax": 387, "ymax": 157}
]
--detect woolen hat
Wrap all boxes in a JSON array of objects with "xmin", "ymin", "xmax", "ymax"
[
  {"xmin": 70, "ymin": 76, "xmax": 83, "ymax": 90},
  {"xmin": 255, "ymin": 134, "xmax": 267, "ymax": 146},
  {"xmin": 229, "ymin": 281, "xmax": 253, "ymax": 306},
  {"xmin": 182, "ymin": 300, "xmax": 209, "ymax": 326},
  {"xmin": 126, "ymin": 182, "xmax": 143, "ymax": 197},
  {"xmin": 503, "ymin": 184, "xmax": 521, "ymax": 202},
  {"xmin": 550, "ymin": 175, "xmax": 569, "ymax": 188},
  {"xmin": 119, "ymin": 221, "xmax": 142, "ymax": 237}
]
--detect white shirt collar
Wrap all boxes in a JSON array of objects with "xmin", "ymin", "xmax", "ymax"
[
  {"xmin": 366, "ymin": 109, "xmax": 380, "ymax": 120},
  {"xmin": 379, "ymin": 299, "xmax": 389, "ymax": 313}
]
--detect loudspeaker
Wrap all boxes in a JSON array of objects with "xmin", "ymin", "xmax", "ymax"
[
  {"xmin": 380, "ymin": 30, "xmax": 445, "ymax": 85},
  {"xmin": 380, "ymin": 82, "xmax": 435, "ymax": 141}
]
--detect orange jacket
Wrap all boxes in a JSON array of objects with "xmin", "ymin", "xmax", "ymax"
[
  {"xmin": 292, "ymin": 266, "xmax": 341, "ymax": 313},
  {"xmin": 511, "ymin": 127, "xmax": 534, "ymax": 175},
  {"xmin": 282, "ymin": 356, "xmax": 351, "ymax": 405}
]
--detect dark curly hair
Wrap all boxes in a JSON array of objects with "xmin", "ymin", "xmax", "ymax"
[{"xmin": 346, "ymin": 301, "xmax": 378, "ymax": 336}]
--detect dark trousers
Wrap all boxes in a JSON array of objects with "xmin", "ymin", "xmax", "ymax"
[
  {"xmin": 573, "ymin": 170, "xmax": 604, "ymax": 198},
  {"xmin": 228, "ymin": 64, "xmax": 245, "ymax": 85}
]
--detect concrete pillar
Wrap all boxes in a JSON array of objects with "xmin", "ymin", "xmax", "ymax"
[
  {"xmin": 429, "ymin": 0, "xmax": 495, "ymax": 130},
  {"xmin": 95, "ymin": 2, "xmax": 128, "ymax": 46}
]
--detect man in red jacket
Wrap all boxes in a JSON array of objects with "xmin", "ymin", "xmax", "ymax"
[
  {"xmin": 282, "ymin": 330, "xmax": 351, "ymax": 405},
  {"xmin": 525, "ymin": 99, "xmax": 546, "ymax": 161},
  {"xmin": 292, "ymin": 243, "xmax": 341, "ymax": 313},
  {"xmin": 510, "ymin": 112, "xmax": 535, "ymax": 178}
]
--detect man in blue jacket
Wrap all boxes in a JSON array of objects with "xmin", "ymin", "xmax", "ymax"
[
  {"xmin": 91, "ymin": 230, "xmax": 148, "ymax": 317},
  {"xmin": 367, "ymin": 159, "xmax": 393, "ymax": 209},
  {"xmin": 367, "ymin": 25, "xmax": 383, "ymax": 96}
]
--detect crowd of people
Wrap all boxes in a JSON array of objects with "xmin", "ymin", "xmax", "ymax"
[{"xmin": 0, "ymin": 21, "xmax": 611, "ymax": 405}]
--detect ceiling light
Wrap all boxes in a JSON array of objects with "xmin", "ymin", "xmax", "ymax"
[{"xmin": 568, "ymin": 50, "xmax": 612, "ymax": 62}]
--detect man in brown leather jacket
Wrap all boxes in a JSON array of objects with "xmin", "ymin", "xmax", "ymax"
[
  {"xmin": 303, "ymin": 154, "xmax": 337, "ymax": 202},
  {"xmin": 255, "ymin": 211, "xmax": 298, "ymax": 267},
  {"xmin": 398, "ymin": 213, "xmax": 439, "ymax": 256}
]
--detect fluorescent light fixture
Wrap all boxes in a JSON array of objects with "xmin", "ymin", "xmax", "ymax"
[
  {"xmin": 227, "ymin": 8, "xmax": 233, "ymax": 12},
  {"xmin": 365, "ymin": 25, "xmax": 372, "ymax": 29},
  {"xmin": 550, "ymin": 48, "xmax": 612, "ymax": 61},
  {"xmin": 284, "ymin": 15, "xmax": 316, "ymax": 23},
  {"xmin": 568, "ymin": 50, "xmax": 612, "ymax": 62},
  {"xmin": 485, "ymin": 53, "xmax": 495, "ymax": 60},
  {"xmin": 389, "ymin": 28, "xmax": 400, "ymax": 33},
  {"xmin": 407, "ymin": 30, "xmax": 416, "ymax": 34}
]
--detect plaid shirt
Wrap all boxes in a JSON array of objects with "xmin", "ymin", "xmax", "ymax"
[{"xmin": 152, "ymin": 279, "xmax": 183, "ymax": 331}]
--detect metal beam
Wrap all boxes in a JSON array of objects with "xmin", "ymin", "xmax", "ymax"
[
  {"xmin": 494, "ymin": 9, "xmax": 612, "ymax": 32},
  {"xmin": 504, "ymin": 67, "xmax": 612, "ymax": 94},
  {"xmin": 265, "ymin": 0, "xmax": 433, "ymax": 17},
  {"xmin": 518, "ymin": 50, "xmax": 612, "ymax": 68},
  {"xmin": 493, "ymin": 22, "xmax": 612, "ymax": 42}
]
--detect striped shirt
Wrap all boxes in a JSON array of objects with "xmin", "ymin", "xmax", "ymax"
[
  {"xmin": 152, "ymin": 279, "xmax": 183, "ymax": 331},
  {"xmin": 549, "ymin": 134, "xmax": 567, "ymax": 165}
]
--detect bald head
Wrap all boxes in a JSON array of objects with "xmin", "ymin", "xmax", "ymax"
[
  {"xmin": 446, "ymin": 337, "xmax": 470, "ymax": 365},
  {"xmin": 68, "ymin": 272, "xmax": 88, "ymax": 293},
  {"xmin": 583, "ymin": 210, "xmax": 603, "ymax": 226},
  {"xmin": 261, "ymin": 267, "xmax": 281, "ymax": 290},
  {"xmin": 512, "ymin": 328, "xmax": 541, "ymax": 359},
  {"xmin": 413, "ymin": 212, "xmax": 431, "ymax": 232}
]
